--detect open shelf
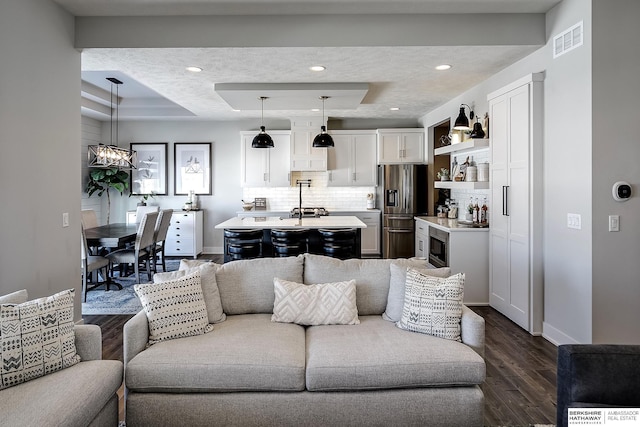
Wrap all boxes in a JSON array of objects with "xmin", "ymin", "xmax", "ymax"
[
  {"xmin": 435, "ymin": 138, "xmax": 490, "ymax": 156},
  {"xmin": 434, "ymin": 181, "xmax": 490, "ymax": 190}
]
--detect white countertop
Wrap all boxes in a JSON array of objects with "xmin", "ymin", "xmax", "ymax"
[
  {"xmin": 215, "ymin": 216, "xmax": 367, "ymax": 229},
  {"xmin": 415, "ymin": 216, "xmax": 489, "ymax": 232}
]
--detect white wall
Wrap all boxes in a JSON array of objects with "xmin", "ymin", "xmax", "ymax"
[
  {"xmin": 591, "ymin": 0, "xmax": 640, "ymax": 344},
  {"xmin": 420, "ymin": 0, "xmax": 593, "ymax": 344},
  {"xmin": 0, "ymin": 0, "xmax": 82, "ymax": 317},
  {"xmin": 81, "ymin": 116, "xmax": 106, "ymax": 225}
]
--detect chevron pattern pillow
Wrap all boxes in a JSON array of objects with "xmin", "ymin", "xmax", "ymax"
[
  {"xmin": 272, "ymin": 278, "xmax": 359, "ymax": 326},
  {"xmin": 0, "ymin": 289, "xmax": 81, "ymax": 390},
  {"xmin": 397, "ymin": 269, "xmax": 465, "ymax": 341},
  {"xmin": 135, "ymin": 270, "xmax": 213, "ymax": 345}
]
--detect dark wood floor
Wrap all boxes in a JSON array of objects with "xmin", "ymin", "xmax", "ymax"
[{"xmin": 84, "ymin": 259, "xmax": 557, "ymax": 426}]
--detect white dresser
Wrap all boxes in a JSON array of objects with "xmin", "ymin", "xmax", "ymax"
[{"xmin": 165, "ymin": 210, "xmax": 203, "ymax": 259}]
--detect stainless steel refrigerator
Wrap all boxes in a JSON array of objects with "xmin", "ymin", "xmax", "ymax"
[{"xmin": 378, "ymin": 164, "xmax": 428, "ymax": 258}]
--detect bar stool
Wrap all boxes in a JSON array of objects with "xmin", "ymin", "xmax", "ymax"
[
  {"xmin": 318, "ymin": 228, "xmax": 357, "ymax": 259},
  {"xmin": 271, "ymin": 229, "xmax": 310, "ymax": 257},
  {"xmin": 224, "ymin": 229, "xmax": 263, "ymax": 261}
]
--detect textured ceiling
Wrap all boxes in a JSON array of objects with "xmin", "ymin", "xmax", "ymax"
[{"xmin": 68, "ymin": 0, "xmax": 561, "ymax": 122}]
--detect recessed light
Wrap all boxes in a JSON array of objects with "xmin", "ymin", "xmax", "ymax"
[
  {"xmin": 186, "ymin": 66, "xmax": 203, "ymax": 72},
  {"xmin": 310, "ymin": 65, "xmax": 326, "ymax": 72},
  {"xmin": 390, "ymin": 107, "xmax": 400, "ymax": 111},
  {"xmin": 435, "ymin": 64, "xmax": 452, "ymax": 71}
]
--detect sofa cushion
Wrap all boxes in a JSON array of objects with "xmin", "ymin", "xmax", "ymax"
[
  {"xmin": 0, "ymin": 359, "xmax": 122, "ymax": 427},
  {"xmin": 215, "ymin": 256, "xmax": 304, "ymax": 315},
  {"xmin": 272, "ymin": 278, "xmax": 359, "ymax": 326},
  {"xmin": 0, "ymin": 289, "xmax": 81, "ymax": 390},
  {"xmin": 397, "ymin": 269, "xmax": 465, "ymax": 342},
  {"xmin": 155, "ymin": 262, "xmax": 226, "ymax": 324},
  {"xmin": 305, "ymin": 315, "xmax": 485, "ymax": 391},
  {"xmin": 0, "ymin": 289, "xmax": 28, "ymax": 304},
  {"xmin": 126, "ymin": 314, "xmax": 306, "ymax": 392},
  {"xmin": 382, "ymin": 263, "xmax": 451, "ymax": 322},
  {"xmin": 303, "ymin": 254, "xmax": 434, "ymax": 315},
  {"xmin": 135, "ymin": 270, "xmax": 214, "ymax": 345}
]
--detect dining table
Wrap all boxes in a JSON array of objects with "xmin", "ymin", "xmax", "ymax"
[{"xmin": 84, "ymin": 223, "xmax": 139, "ymax": 249}]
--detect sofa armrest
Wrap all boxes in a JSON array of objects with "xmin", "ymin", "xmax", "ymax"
[
  {"xmin": 74, "ymin": 324, "xmax": 102, "ymax": 361},
  {"xmin": 124, "ymin": 310, "xmax": 149, "ymax": 367},
  {"xmin": 557, "ymin": 344, "xmax": 640, "ymax": 427},
  {"xmin": 460, "ymin": 305, "xmax": 485, "ymax": 358}
]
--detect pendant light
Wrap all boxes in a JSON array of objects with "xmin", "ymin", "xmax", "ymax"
[
  {"xmin": 312, "ymin": 96, "xmax": 334, "ymax": 148},
  {"xmin": 88, "ymin": 77, "xmax": 137, "ymax": 169},
  {"xmin": 469, "ymin": 116, "xmax": 486, "ymax": 139},
  {"xmin": 452, "ymin": 104, "xmax": 475, "ymax": 131},
  {"xmin": 252, "ymin": 96, "xmax": 274, "ymax": 148}
]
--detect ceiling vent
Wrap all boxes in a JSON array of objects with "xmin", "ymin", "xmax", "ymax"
[{"xmin": 553, "ymin": 21, "xmax": 583, "ymax": 58}]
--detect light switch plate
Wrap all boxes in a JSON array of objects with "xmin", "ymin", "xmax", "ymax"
[
  {"xmin": 62, "ymin": 212, "xmax": 69, "ymax": 228},
  {"xmin": 567, "ymin": 213, "xmax": 581, "ymax": 230},
  {"xmin": 609, "ymin": 215, "xmax": 620, "ymax": 232}
]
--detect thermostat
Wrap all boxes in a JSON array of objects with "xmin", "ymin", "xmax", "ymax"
[{"xmin": 612, "ymin": 181, "xmax": 632, "ymax": 202}]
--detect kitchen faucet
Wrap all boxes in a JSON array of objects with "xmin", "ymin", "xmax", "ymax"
[{"xmin": 296, "ymin": 179, "xmax": 312, "ymax": 219}]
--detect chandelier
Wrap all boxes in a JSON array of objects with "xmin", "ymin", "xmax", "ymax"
[{"xmin": 88, "ymin": 77, "xmax": 137, "ymax": 169}]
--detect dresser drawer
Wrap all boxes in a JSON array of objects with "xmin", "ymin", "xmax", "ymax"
[
  {"xmin": 165, "ymin": 238, "xmax": 195, "ymax": 255},
  {"xmin": 171, "ymin": 212, "xmax": 195, "ymax": 226}
]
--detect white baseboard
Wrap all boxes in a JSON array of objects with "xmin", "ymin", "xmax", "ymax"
[{"xmin": 542, "ymin": 321, "xmax": 581, "ymax": 346}]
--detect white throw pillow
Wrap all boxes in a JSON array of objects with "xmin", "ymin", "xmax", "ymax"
[
  {"xmin": 396, "ymin": 268, "xmax": 465, "ymax": 341},
  {"xmin": 135, "ymin": 270, "xmax": 214, "ymax": 345},
  {"xmin": 155, "ymin": 262, "xmax": 226, "ymax": 323},
  {"xmin": 0, "ymin": 289, "xmax": 81, "ymax": 390},
  {"xmin": 0, "ymin": 289, "xmax": 28, "ymax": 305},
  {"xmin": 272, "ymin": 278, "xmax": 360, "ymax": 326},
  {"xmin": 382, "ymin": 263, "xmax": 451, "ymax": 322},
  {"xmin": 179, "ymin": 259, "xmax": 218, "ymax": 270}
]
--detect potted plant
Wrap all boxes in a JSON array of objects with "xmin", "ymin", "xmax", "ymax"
[
  {"xmin": 134, "ymin": 192, "xmax": 156, "ymax": 206},
  {"xmin": 436, "ymin": 168, "xmax": 450, "ymax": 181},
  {"xmin": 86, "ymin": 168, "xmax": 130, "ymax": 224}
]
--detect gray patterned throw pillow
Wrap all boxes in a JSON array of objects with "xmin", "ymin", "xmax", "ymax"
[
  {"xmin": 135, "ymin": 270, "xmax": 213, "ymax": 345},
  {"xmin": 397, "ymin": 269, "xmax": 465, "ymax": 341}
]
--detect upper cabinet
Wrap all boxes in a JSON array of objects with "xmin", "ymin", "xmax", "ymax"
[
  {"xmin": 240, "ymin": 131, "xmax": 291, "ymax": 187},
  {"xmin": 327, "ymin": 130, "xmax": 378, "ymax": 187},
  {"xmin": 377, "ymin": 128, "xmax": 425, "ymax": 164},
  {"xmin": 290, "ymin": 119, "xmax": 328, "ymax": 171}
]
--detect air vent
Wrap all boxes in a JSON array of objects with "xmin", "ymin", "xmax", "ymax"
[{"xmin": 553, "ymin": 21, "xmax": 583, "ymax": 58}]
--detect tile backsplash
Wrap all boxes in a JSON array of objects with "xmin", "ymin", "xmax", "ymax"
[{"xmin": 242, "ymin": 171, "xmax": 376, "ymax": 211}]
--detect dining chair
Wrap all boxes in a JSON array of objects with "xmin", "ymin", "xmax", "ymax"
[
  {"xmin": 135, "ymin": 205, "xmax": 159, "ymax": 223},
  {"xmin": 107, "ymin": 211, "xmax": 159, "ymax": 283},
  {"xmin": 81, "ymin": 209, "xmax": 99, "ymax": 229},
  {"xmin": 152, "ymin": 209, "xmax": 173, "ymax": 273},
  {"xmin": 81, "ymin": 224, "xmax": 115, "ymax": 302}
]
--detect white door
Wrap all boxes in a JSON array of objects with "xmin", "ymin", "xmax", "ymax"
[
  {"xmin": 327, "ymin": 134, "xmax": 351, "ymax": 185},
  {"xmin": 267, "ymin": 133, "xmax": 291, "ymax": 187},
  {"xmin": 401, "ymin": 132, "xmax": 424, "ymax": 163},
  {"xmin": 352, "ymin": 133, "xmax": 378, "ymax": 185},
  {"xmin": 378, "ymin": 132, "xmax": 402, "ymax": 163},
  {"xmin": 241, "ymin": 134, "xmax": 268, "ymax": 187}
]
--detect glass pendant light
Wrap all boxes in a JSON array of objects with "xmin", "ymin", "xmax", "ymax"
[
  {"xmin": 312, "ymin": 96, "xmax": 335, "ymax": 148},
  {"xmin": 88, "ymin": 77, "xmax": 137, "ymax": 169},
  {"xmin": 252, "ymin": 96, "xmax": 274, "ymax": 148},
  {"xmin": 453, "ymin": 104, "xmax": 475, "ymax": 131}
]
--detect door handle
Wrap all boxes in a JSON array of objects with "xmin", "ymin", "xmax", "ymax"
[
  {"xmin": 502, "ymin": 186, "xmax": 509, "ymax": 216},
  {"xmin": 387, "ymin": 229, "xmax": 413, "ymax": 233}
]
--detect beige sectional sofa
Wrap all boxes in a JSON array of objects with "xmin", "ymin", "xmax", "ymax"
[{"xmin": 124, "ymin": 254, "xmax": 486, "ymax": 427}]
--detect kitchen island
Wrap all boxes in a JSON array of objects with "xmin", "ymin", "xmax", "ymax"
[{"xmin": 215, "ymin": 216, "xmax": 366, "ymax": 261}]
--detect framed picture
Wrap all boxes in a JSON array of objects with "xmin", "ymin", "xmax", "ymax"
[
  {"xmin": 174, "ymin": 142, "xmax": 212, "ymax": 195},
  {"xmin": 130, "ymin": 143, "xmax": 168, "ymax": 196}
]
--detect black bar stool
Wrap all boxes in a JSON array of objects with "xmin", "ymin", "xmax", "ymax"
[
  {"xmin": 271, "ymin": 228, "xmax": 310, "ymax": 257},
  {"xmin": 224, "ymin": 229, "xmax": 263, "ymax": 261},
  {"xmin": 318, "ymin": 228, "xmax": 357, "ymax": 259}
]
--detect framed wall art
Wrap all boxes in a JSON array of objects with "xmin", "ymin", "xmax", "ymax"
[
  {"xmin": 130, "ymin": 142, "xmax": 168, "ymax": 196},
  {"xmin": 174, "ymin": 142, "xmax": 212, "ymax": 195}
]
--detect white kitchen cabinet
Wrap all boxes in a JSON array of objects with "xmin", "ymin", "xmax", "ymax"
[
  {"xmin": 241, "ymin": 131, "xmax": 291, "ymax": 187},
  {"xmin": 290, "ymin": 126, "xmax": 328, "ymax": 171},
  {"xmin": 415, "ymin": 218, "xmax": 428, "ymax": 258},
  {"xmin": 327, "ymin": 131, "xmax": 377, "ymax": 186},
  {"xmin": 488, "ymin": 73, "xmax": 544, "ymax": 334},
  {"xmin": 331, "ymin": 210, "xmax": 381, "ymax": 257},
  {"xmin": 165, "ymin": 210, "xmax": 203, "ymax": 258},
  {"xmin": 377, "ymin": 129, "xmax": 424, "ymax": 164}
]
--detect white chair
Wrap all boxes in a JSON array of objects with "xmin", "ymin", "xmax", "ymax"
[
  {"xmin": 152, "ymin": 209, "xmax": 173, "ymax": 273},
  {"xmin": 135, "ymin": 205, "xmax": 159, "ymax": 223},
  {"xmin": 81, "ymin": 224, "xmax": 114, "ymax": 302},
  {"xmin": 107, "ymin": 211, "xmax": 159, "ymax": 283},
  {"xmin": 81, "ymin": 209, "xmax": 99, "ymax": 229}
]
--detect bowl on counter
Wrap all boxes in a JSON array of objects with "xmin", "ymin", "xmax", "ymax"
[{"xmin": 242, "ymin": 203, "xmax": 254, "ymax": 211}]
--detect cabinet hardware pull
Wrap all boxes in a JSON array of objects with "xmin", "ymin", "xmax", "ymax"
[{"xmin": 502, "ymin": 186, "xmax": 509, "ymax": 216}]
